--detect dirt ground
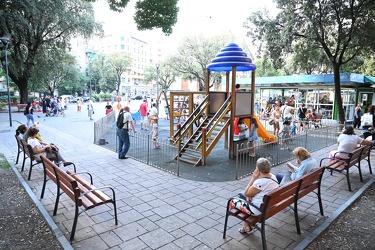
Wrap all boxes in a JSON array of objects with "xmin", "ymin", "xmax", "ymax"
[
  {"xmin": 307, "ymin": 182, "xmax": 375, "ymax": 249},
  {"xmin": 0, "ymin": 155, "xmax": 62, "ymax": 250},
  {"xmin": 0, "ymin": 152, "xmax": 374, "ymax": 250}
]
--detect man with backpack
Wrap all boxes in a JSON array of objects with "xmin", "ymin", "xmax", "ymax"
[{"xmin": 117, "ymin": 106, "xmax": 137, "ymax": 159}]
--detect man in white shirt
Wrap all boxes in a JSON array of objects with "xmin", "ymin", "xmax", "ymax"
[{"xmin": 117, "ymin": 106, "xmax": 137, "ymax": 159}]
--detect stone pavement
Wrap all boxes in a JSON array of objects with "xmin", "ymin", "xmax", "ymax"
[{"xmin": 1, "ymin": 106, "xmax": 374, "ymax": 250}]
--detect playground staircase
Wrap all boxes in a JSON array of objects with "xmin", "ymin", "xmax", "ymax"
[{"xmin": 175, "ymin": 95, "xmax": 231, "ymax": 166}]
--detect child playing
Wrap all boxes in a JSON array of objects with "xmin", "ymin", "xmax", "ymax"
[
  {"xmin": 290, "ymin": 120, "xmax": 297, "ymax": 138},
  {"xmin": 238, "ymin": 118, "xmax": 248, "ymax": 140},
  {"xmin": 279, "ymin": 120, "xmax": 291, "ymax": 150},
  {"xmin": 151, "ymin": 118, "xmax": 161, "ymax": 149}
]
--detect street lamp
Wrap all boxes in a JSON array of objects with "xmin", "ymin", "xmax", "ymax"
[
  {"xmin": 85, "ymin": 51, "xmax": 96, "ymax": 99},
  {"xmin": 0, "ymin": 37, "xmax": 12, "ymax": 127},
  {"xmin": 156, "ymin": 63, "xmax": 160, "ymax": 113}
]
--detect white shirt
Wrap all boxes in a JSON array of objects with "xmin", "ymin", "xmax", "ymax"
[
  {"xmin": 337, "ymin": 134, "xmax": 363, "ymax": 153},
  {"xmin": 251, "ymin": 175, "xmax": 279, "ymax": 215},
  {"xmin": 28, "ymin": 137, "xmax": 46, "ymax": 160},
  {"xmin": 150, "ymin": 106, "xmax": 158, "ymax": 116},
  {"xmin": 122, "ymin": 112, "xmax": 133, "ymax": 129}
]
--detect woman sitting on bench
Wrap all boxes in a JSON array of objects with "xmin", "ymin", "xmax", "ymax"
[
  {"xmin": 276, "ymin": 147, "xmax": 318, "ymax": 186},
  {"xmin": 329, "ymin": 125, "xmax": 374, "ymax": 159},
  {"xmin": 27, "ymin": 127, "xmax": 65, "ymax": 163},
  {"xmin": 235, "ymin": 158, "xmax": 279, "ymax": 234}
]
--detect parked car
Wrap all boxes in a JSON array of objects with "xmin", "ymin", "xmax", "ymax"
[{"xmin": 133, "ymin": 95, "xmax": 143, "ymax": 100}]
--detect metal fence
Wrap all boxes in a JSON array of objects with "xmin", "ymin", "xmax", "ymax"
[
  {"xmin": 234, "ymin": 124, "xmax": 340, "ymax": 179},
  {"xmin": 94, "ymin": 115, "xmax": 341, "ymax": 180}
]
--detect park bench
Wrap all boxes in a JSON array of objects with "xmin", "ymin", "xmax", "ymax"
[
  {"xmin": 223, "ymin": 167, "xmax": 325, "ymax": 250},
  {"xmin": 15, "ymin": 135, "xmax": 25, "ymax": 165},
  {"xmin": 19, "ymin": 138, "xmax": 75, "ymax": 180},
  {"xmin": 40, "ymin": 156, "xmax": 118, "ymax": 241},
  {"xmin": 320, "ymin": 144, "xmax": 372, "ymax": 191},
  {"xmin": 17, "ymin": 103, "xmax": 27, "ymax": 112}
]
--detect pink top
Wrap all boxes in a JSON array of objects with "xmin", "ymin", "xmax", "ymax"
[{"xmin": 140, "ymin": 102, "xmax": 148, "ymax": 116}]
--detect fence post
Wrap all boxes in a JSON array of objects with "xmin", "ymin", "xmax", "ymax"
[{"xmin": 147, "ymin": 134, "xmax": 150, "ymax": 164}]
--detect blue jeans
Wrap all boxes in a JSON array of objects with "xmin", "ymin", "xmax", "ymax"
[
  {"xmin": 276, "ymin": 173, "xmax": 284, "ymax": 184},
  {"xmin": 26, "ymin": 114, "xmax": 34, "ymax": 127},
  {"xmin": 117, "ymin": 128, "xmax": 130, "ymax": 158}
]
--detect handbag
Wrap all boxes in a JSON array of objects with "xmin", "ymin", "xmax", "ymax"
[{"xmin": 269, "ymin": 119, "xmax": 275, "ymax": 125}]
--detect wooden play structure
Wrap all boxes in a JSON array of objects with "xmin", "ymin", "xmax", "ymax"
[{"xmin": 167, "ymin": 43, "xmax": 274, "ymax": 166}]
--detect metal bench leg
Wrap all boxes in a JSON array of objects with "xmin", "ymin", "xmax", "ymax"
[
  {"xmin": 70, "ymin": 204, "xmax": 80, "ymax": 241},
  {"xmin": 27, "ymin": 160, "xmax": 33, "ymax": 181},
  {"xmin": 357, "ymin": 163, "xmax": 363, "ymax": 182},
  {"xmin": 261, "ymin": 222, "xmax": 267, "ymax": 250},
  {"xmin": 368, "ymin": 155, "xmax": 372, "ymax": 175},
  {"xmin": 346, "ymin": 170, "xmax": 352, "ymax": 192},
  {"xmin": 223, "ymin": 200, "xmax": 231, "ymax": 238}
]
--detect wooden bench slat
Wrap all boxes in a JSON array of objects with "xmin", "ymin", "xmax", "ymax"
[{"xmin": 66, "ymin": 170, "xmax": 112, "ymax": 204}]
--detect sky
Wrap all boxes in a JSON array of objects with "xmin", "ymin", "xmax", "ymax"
[{"xmin": 93, "ymin": 0, "xmax": 277, "ymax": 53}]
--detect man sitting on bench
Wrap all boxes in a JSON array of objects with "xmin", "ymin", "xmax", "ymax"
[{"xmin": 229, "ymin": 158, "xmax": 279, "ymax": 234}]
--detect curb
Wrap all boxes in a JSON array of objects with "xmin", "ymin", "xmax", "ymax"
[
  {"xmin": 6, "ymin": 154, "xmax": 73, "ymax": 250},
  {"xmin": 294, "ymin": 175, "xmax": 375, "ymax": 250}
]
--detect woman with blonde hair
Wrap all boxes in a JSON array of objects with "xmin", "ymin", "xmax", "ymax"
[{"xmin": 276, "ymin": 147, "xmax": 318, "ymax": 186}]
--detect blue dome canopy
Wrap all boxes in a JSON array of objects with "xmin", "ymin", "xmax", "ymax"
[{"xmin": 207, "ymin": 42, "xmax": 256, "ymax": 72}]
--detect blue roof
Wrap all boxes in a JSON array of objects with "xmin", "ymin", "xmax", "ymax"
[
  {"xmin": 207, "ymin": 42, "xmax": 256, "ymax": 72},
  {"xmin": 227, "ymin": 73, "xmax": 374, "ymax": 87}
]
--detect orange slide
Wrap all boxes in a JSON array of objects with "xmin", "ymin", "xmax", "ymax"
[{"xmin": 244, "ymin": 116, "xmax": 277, "ymax": 143}]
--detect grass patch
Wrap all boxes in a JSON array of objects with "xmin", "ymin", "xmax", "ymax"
[{"xmin": 0, "ymin": 153, "xmax": 10, "ymax": 169}]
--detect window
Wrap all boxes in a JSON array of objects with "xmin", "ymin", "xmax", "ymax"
[
  {"xmin": 121, "ymin": 45, "xmax": 125, "ymax": 50},
  {"xmin": 121, "ymin": 36, "xmax": 124, "ymax": 41}
]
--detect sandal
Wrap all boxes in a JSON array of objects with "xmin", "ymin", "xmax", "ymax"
[{"xmin": 239, "ymin": 226, "xmax": 251, "ymax": 234}]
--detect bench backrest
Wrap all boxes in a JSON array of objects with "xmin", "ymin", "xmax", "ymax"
[
  {"xmin": 261, "ymin": 179, "xmax": 302, "ymax": 220},
  {"xmin": 20, "ymin": 139, "xmax": 37, "ymax": 161},
  {"xmin": 41, "ymin": 156, "xmax": 79, "ymax": 204},
  {"xmin": 360, "ymin": 144, "xmax": 372, "ymax": 161},
  {"xmin": 40, "ymin": 155, "xmax": 58, "ymax": 184},
  {"xmin": 298, "ymin": 167, "xmax": 325, "ymax": 199},
  {"xmin": 15, "ymin": 135, "xmax": 23, "ymax": 152},
  {"xmin": 344, "ymin": 146, "xmax": 364, "ymax": 168}
]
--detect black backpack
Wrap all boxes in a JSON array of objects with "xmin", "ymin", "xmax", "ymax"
[
  {"xmin": 24, "ymin": 107, "xmax": 28, "ymax": 115},
  {"xmin": 116, "ymin": 111, "xmax": 128, "ymax": 129}
]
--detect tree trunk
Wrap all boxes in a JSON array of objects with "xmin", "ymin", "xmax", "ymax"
[
  {"xmin": 332, "ymin": 63, "xmax": 345, "ymax": 124},
  {"xmin": 17, "ymin": 78, "xmax": 29, "ymax": 104}
]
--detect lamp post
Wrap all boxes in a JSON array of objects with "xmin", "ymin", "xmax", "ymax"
[
  {"xmin": 86, "ymin": 51, "xmax": 95, "ymax": 99},
  {"xmin": 156, "ymin": 63, "xmax": 160, "ymax": 113},
  {"xmin": 0, "ymin": 37, "xmax": 12, "ymax": 127}
]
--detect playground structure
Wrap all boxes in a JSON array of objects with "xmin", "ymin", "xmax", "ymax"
[{"xmin": 165, "ymin": 43, "xmax": 276, "ymax": 166}]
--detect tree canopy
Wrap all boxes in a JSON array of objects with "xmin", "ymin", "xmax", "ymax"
[
  {"xmin": 244, "ymin": 0, "xmax": 375, "ymax": 123},
  {"xmin": 88, "ymin": 0, "xmax": 179, "ymax": 35},
  {"xmin": 0, "ymin": 0, "xmax": 100, "ymax": 103},
  {"xmin": 167, "ymin": 35, "xmax": 231, "ymax": 91}
]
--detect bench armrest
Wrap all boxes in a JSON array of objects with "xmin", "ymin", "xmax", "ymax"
[
  {"xmin": 69, "ymin": 172, "xmax": 93, "ymax": 184},
  {"xmin": 319, "ymin": 157, "xmax": 347, "ymax": 167},
  {"xmin": 80, "ymin": 185, "xmax": 116, "ymax": 200}
]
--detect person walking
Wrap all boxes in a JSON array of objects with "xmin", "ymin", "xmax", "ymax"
[
  {"xmin": 140, "ymin": 99, "xmax": 148, "ymax": 130},
  {"xmin": 24, "ymin": 102, "xmax": 35, "ymax": 127},
  {"xmin": 88, "ymin": 98, "xmax": 94, "ymax": 120},
  {"xmin": 77, "ymin": 98, "xmax": 82, "ymax": 112},
  {"xmin": 353, "ymin": 102, "xmax": 362, "ymax": 129},
  {"xmin": 117, "ymin": 106, "xmax": 137, "ymax": 159}
]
